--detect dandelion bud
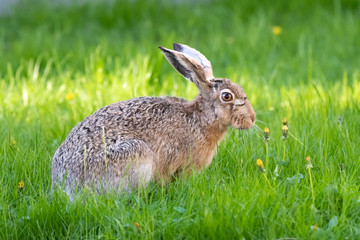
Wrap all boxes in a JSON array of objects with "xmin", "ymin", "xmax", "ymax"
[
  {"xmin": 272, "ymin": 26, "xmax": 282, "ymax": 35},
  {"xmin": 256, "ymin": 159, "xmax": 265, "ymax": 172},
  {"xmin": 18, "ymin": 180, "xmax": 24, "ymax": 192},
  {"xmin": 282, "ymin": 125, "xmax": 288, "ymax": 138},
  {"xmin": 66, "ymin": 93, "xmax": 75, "ymax": 101},
  {"xmin": 306, "ymin": 156, "xmax": 313, "ymax": 169},
  {"xmin": 338, "ymin": 115, "xmax": 342, "ymax": 126},
  {"xmin": 134, "ymin": 222, "xmax": 140, "ymax": 229},
  {"xmin": 264, "ymin": 127, "xmax": 270, "ymax": 140},
  {"xmin": 311, "ymin": 224, "xmax": 318, "ymax": 231},
  {"xmin": 10, "ymin": 137, "xmax": 16, "ymax": 145},
  {"xmin": 282, "ymin": 117, "xmax": 287, "ymax": 126}
]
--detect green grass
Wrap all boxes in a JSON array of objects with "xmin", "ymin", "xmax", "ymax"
[{"xmin": 1, "ymin": 0, "xmax": 360, "ymax": 239}]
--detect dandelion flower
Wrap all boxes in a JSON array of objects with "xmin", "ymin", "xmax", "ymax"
[
  {"xmin": 10, "ymin": 137, "xmax": 16, "ymax": 145},
  {"xmin": 272, "ymin": 26, "xmax": 282, "ymax": 35},
  {"xmin": 264, "ymin": 127, "xmax": 270, "ymax": 140},
  {"xmin": 282, "ymin": 117, "xmax": 287, "ymax": 126},
  {"xmin": 134, "ymin": 222, "xmax": 140, "ymax": 229},
  {"xmin": 18, "ymin": 180, "xmax": 24, "ymax": 192},
  {"xmin": 281, "ymin": 122, "xmax": 289, "ymax": 160},
  {"xmin": 256, "ymin": 159, "xmax": 264, "ymax": 169},
  {"xmin": 66, "ymin": 93, "xmax": 75, "ymax": 101},
  {"xmin": 311, "ymin": 224, "xmax": 318, "ymax": 230},
  {"xmin": 306, "ymin": 156, "xmax": 313, "ymax": 169},
  {"xmin": 282, "ymin": 125, "xmax": 288, "ymax": 138},
  {"xmin": 306, "ymin": 156, "xmax": 315, "ymax": 204},
  {"xmin": 338, "ymin": 115, "xmax": 342, "ymax": 125},
  {"xmin": 256, "ymin": 159, "xmax": 272, "ymax": 187}
]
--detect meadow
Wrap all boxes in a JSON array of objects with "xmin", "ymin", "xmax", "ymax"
[{"xmin": 1, "ymin": 0, "xmax": 360, "ymax": 239}]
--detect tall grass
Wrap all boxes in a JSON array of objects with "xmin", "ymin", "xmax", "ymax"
[{"xmin": 1, "ymin": 0, "xmax": 360, "ymax": 239}]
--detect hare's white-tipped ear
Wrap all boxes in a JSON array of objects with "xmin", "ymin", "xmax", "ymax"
[
  {"xmin": 159, "ymin": 46, "xmax": 213, "ymax": 93},
  {"xmin": 173, "ymin": 43, "xmax": 213, "ymax": 80}
]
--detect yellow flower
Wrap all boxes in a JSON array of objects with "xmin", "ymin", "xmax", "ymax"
[
  {"xmin": 256, "ymin": 159, "xmax": 271, "ymax": 187},
  {"xmin": 282, "ymin": 117, "xmax": 287, "ymax": 126},
  {"xmin": 272, "ymin": 26, "xmax": 282, "ymax": 35},
  {"xmin": 10, "ymin": 137, "xmax": 16, "ymax": 145},
  {"xmin": 256, "ymin": 159, "xmax": 264, "ymax": 169},
  {"xmin": 18, "ymin": 180, "xmax": 24, "ymax": 192},
  {"xmin": 282, "ymin": 125, "xmax": 288, "ymax": 138},
  {"xmin": 311, "ymin": 224, "xmax": 318, "ymax": 231},
  {"xmin": 66, "ymin": 93, "xmax": 75, "ymax": 101},
  {"xmin": 134, "ymin": 222, "xmax": 140, "ymax": 229},
  {"xmin": 264, "ymin": 127, "xmax": 270, "ymax": 140},
  {"xmin": 306, "ymin": 156, "xmax": 313, "ymax": 169}
]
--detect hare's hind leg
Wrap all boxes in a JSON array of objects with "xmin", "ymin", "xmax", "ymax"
[{"xmin": 103, "ymin": 139, "xmax": 155, "ymax": 193}]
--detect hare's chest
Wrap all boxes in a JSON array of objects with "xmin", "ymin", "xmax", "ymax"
[
  {"xmin": 192, "ymin": 139, "xmax": 222, "ymax": 170},
  {"xmin": 203, "ymin": 149, "xmax": 215, "ymax": 168},
  {"xmin": 198, "ymin": 129, "xmax": 228, "ymax": 168}
]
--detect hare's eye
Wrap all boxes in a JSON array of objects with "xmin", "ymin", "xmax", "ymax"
[{"xmin": 221, "ymin": 92, "xmax": 233, "ymax": 102}]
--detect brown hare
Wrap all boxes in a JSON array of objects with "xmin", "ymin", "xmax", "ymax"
[{"xmin": 52, "ymin": 44, "xmax": 256, "ymax": 199}]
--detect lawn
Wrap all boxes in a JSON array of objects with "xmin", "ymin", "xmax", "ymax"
[{"xmin": 1, "ymin": 0, "xmax": 360, "ymax": 239}]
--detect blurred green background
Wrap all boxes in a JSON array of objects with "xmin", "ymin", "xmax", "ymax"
[{"xmin": 2, "ymin": 0, "xmax": 359, "ymax": 83}]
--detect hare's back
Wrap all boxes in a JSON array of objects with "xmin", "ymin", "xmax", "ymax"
[
  {"xmin": 82, "ymin": 96, "xmax": 189, "ymax": 136},
  {"xmin": 53, "ymin": 96, "xmax": 190, "ymax": 164}
]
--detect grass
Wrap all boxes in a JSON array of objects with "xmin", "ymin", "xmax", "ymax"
[{"xmin": 1, "ymin": 0, "xmax": 360, "ymax": 239}]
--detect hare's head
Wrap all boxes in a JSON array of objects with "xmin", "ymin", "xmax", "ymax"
[{"xmin": 160, "ymin": 44, "xmax": 256, "ymax": 130}]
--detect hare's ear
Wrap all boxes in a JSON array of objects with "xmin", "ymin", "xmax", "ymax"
[
  {"xmin": 159, "ymin": 45, "xmax": 213, "ymax": 93},
  {"xmin": 173, "ymin": 43, "xmax": 213, "ymax": 80}
]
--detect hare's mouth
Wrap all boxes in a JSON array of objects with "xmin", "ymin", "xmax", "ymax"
[{"xmin": 232, "ymin": 116, "xmax": 255, "ymax": 130}]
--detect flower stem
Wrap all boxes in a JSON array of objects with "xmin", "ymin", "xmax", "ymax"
[
  {"xmin": 263, "ymin": 172, "xmax": 272, "ymax": 189},
  {"xmin": 282, "ymin": 141, "xmax": 286, "ymax": 162},
  {"xmin": 308, "ymin": 167, "xmax": 315, "ymax": 204},
  {"xmin": 265, "ymin": 141, "xmax": 269, "ymax": 168}
]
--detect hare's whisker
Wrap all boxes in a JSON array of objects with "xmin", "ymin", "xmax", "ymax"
[{"xmin": 254, "ymin": 119, "xmax": 269, "ymax": 125}]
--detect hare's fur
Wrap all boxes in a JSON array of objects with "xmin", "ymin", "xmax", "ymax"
[{"xmin": 52, "ymin": 44, "xmax": 256, "ymax": 198}]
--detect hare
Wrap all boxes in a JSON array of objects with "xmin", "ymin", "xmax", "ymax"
[{"xmin": 52, "ymin": 44, "xmax": 256, "ymax": 199}]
